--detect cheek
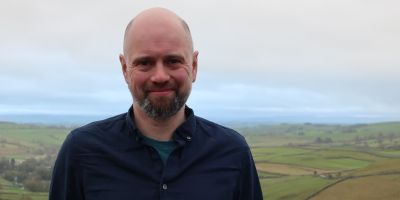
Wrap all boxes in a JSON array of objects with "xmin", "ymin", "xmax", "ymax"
[
  {"xmin": 129, "ymin": 71, "xmax": 147, "ymax": 88},
  {"xmin": 171, "ymin": 68, "xmax": 193, "ymax": 83}
]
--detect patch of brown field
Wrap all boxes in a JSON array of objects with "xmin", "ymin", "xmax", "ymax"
[
  {"xmin": 256, "ymin": 163, "xmax": 338, "ymax": 175},
  {"xmin": 350, "ymin": 159, "xmax": 400, "ymax": 176},
  {"xmin": 310, "ymin": 174, "xmax": 400, "ymax": 200},
  {"xmin": 0, "ymin": 143, "xmax": 27, "ymax": 156}
]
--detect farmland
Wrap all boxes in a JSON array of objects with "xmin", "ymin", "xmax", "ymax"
[
  {"xmin": 237, "ymin": 122, "xmax": 400, "ymax": 199},
  {"xmin": 1, "ymin": 121, "xmax": 400, "ymax": 199}
]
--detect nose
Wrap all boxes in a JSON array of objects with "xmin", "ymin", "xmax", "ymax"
[{"xmin": 150, "ymin": 62, "xmax": 170, "ymax": 83}]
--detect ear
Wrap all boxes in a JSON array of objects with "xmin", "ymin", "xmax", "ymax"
[
  {"xmin": 191, "ymin": 51, "xmax": 199, "ymax": 82},
  {"xmin": 119, "ymin": 54, "xmax": 129, "ymax": 84}
]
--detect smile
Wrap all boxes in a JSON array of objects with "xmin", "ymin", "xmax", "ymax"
[{"xmin": 148, "ymin": 89, "xmax": 175, "ymax": 96}]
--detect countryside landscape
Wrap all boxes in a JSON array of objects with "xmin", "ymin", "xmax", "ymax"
[{"xmin": 1, "ymin": 121, "xmax": 400, "ymax": 200}]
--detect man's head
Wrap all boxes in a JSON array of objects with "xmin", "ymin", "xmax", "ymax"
[{"xmin": 119, "ymin": 7, "xmax": 198, "ymax": 120}]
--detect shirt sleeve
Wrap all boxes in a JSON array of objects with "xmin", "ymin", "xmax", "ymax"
[
  {"xmin": 49, "ymin": 132, "xmax": 84, "ymax": 200},
  {"xmin": 238, "ymin": 147, "xmax": 263, "ymax": 200}
]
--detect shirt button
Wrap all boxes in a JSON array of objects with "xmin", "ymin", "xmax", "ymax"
[
  {"xmin": 186, "ymin": 136, "xmax": 192, "ymax": 141},
  {"xmin": 162, "ymin": 183, "xmax": 168, "ymax": 190}
]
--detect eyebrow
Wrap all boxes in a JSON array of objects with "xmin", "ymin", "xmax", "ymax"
[
  {"xmin": 131, "ymin": 56, "xmax": 153, "ymax": 66},
  {"xmin": 131, "ymin": 53, "xmax": 186, "ymax": 64},
  {"xmin": 164, "ymin": 54, "xmax": 185, "ymax": 60}
]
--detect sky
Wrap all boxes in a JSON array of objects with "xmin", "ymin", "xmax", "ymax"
[{"xmin": 1, "ymin": 0, "xmax": 400, "ymax": 124}]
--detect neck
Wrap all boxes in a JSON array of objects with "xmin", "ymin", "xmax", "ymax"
[{"xmin": 133, "ymin": 104, "xmax": 186, "ymax": 141}]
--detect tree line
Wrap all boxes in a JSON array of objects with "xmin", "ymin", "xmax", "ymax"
[{"xmin": 0, "ymin": 156, "xmax": 53, "ymax": 192}]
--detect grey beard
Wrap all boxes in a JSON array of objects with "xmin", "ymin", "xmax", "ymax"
[{"xmin": 140, "ymin": 95, "xmax": 187, "ymax": 120}]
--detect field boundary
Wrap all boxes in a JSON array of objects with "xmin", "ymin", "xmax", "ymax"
[{"xmin": 304, "ymin": 172, "xmax": 400, "ymax": 200}]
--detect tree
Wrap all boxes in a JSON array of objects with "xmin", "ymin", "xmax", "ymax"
[
  {"xmin": 354, "ymin": 136, "xmax": 361, "ymax": 144},
  {"xmin": 10, "ymin": 158, "xmax": 16, "ymax": 169},
  {"xmin": 324, "ymin": 137, "xmax": 333, "ymax": 143},
  {"xmin": 35, "ymin": 167, "xmax": 52, "ymax": 181},
  {"xmin": 0, "ymin": 157, "xmax": 11, "ymax": 172},
  {"xmin": 18, "ymin": 158, "xmax": 38, "ymax": 173},
  {"xmin": 388, "ymin": 133, "xmax": 395, "ymax": 142},
  {"xmin": 3, "ymin": 170, "xmax": 28, "ymax": 183},
  {"xmin": 363, "ymin": 142, "xmax": 369, "ymax": 147},
  {"xmin": 23, "ymin": 178, "xmax": 50, "ymax": 192}
]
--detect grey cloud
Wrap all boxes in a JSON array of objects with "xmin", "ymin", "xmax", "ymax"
[{"xmin": 1, "ymin": 0, "xmax": 399, "ymax": 122}]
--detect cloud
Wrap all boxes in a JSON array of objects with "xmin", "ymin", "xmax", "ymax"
[{"xmin": 1, "ymin": 0, "xmax": 400, "ymax": 123}]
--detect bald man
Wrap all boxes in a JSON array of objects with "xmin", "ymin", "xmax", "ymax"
[{"xmin": 50, "ymin": 8, "xmax": 262, "ymax": 200}]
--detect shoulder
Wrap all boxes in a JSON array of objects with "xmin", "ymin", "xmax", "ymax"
[
  {"xmin": 69, "ymin": 113, "xmax": 128, "ymax": 142},
  {"xmin": 194, "ymin": 116, "xmax": 248, "ymax": 148},
  {"xmin": 63, "ymin": 113, "xmax": 127, "ymax": 153},
  {"xmin": 72, "ymin": 113, "xmax": 126, "ymax": 135}
]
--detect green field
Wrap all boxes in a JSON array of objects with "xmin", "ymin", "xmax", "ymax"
[
  {"xmin": 244, "ymin": 122, "xmax": 400, "ymax": 200},
  {"xmin": 1, "ymin": 121, "xmax": 400, "ymax": 200}
]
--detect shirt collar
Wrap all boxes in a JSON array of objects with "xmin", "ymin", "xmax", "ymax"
[
  {"xmin": 125, "ymin": 105, "xmax": 197, "ymax": 144},
  {"xmin": 125, "ymin": 105, "xmax": 139, "ymax": 137}
]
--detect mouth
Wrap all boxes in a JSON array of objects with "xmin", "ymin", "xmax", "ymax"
[{"xmin": 147, "ymin": 88, "xmax": 175, "ymax": 96}]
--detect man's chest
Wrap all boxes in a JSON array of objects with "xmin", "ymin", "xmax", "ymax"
[{"xmin": 75, "ymin": 150, "xmax": 241, "ymax": 200}]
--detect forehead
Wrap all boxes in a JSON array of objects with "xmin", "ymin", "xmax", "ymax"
[{"xmin": 124, "ymin": 16, "xmax": 191, "ymax": 56}]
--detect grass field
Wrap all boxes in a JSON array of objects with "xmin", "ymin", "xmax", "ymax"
[
  {"xmin": 309, "ymin": 174, "xmax": 400, "ymax": 200},
  {"xmin": 0, "ymin": 178, "xmax": 47, "ymax": 200},
  {"xmin": 1, "ymin": 121, "xmax": 400, "ymax": 200},
  {"xmin": 261, "ymin": 175, "xmax": 336, "ymax": 200},
  {"xmin": 240, "ymin": 122, "xmax": 400, "ymax": 200},
  {"xmin": 256, "ymin": 146, "xmax": 400, "ymax": 200}
]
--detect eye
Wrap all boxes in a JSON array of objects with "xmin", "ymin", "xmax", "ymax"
[
  {"xmin": 138, "ymin": 60, "xmax": 151, "ymax": 66},
  {"xmin": 165, "ymin": 55, "xmax": 185, "ymax": 68},
  {"xmin": 166, "ymin": 58, "xmax": 181, "ymax": 65},
  {"xmin": 133, "ymin": 58, "xmax": 153, "ymax": 70}
]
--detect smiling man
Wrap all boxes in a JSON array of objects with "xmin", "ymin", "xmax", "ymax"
[{"xmin": 50, "ymin": 7, "xmax": 262, "ymax": 200}]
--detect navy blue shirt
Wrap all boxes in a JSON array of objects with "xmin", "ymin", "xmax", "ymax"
[{"xmin": 49, "ymin": 106, "xmax": 263, "ymax": 200}]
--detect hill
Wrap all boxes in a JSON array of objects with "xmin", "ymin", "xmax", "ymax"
[{"xmin": 1, "ymin": 121, "xmax": 400, "ymax": 200}]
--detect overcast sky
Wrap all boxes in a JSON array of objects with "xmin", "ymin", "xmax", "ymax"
[{"xmin": 1, "ymin": 0, "xmax": 399, "ymax": 123}]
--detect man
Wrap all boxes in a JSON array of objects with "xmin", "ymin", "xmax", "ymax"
[{"xmin": 50, "ymin": 7, "xmax": 262, "ymax": 200}]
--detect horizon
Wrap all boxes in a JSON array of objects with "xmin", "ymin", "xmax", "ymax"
[{"xmin": 1, "ymin": 112, "xmax": 399, "ymax": 127}]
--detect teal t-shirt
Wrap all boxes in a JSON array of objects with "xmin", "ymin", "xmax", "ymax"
[{"xmin": 142, "ymin": 135, "xmax": 177, "ymax": 165}]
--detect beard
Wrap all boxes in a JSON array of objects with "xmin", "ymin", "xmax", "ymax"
[{"xmin": 133, "ymin": 84, "xmax": 191, "ymax": 120}]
